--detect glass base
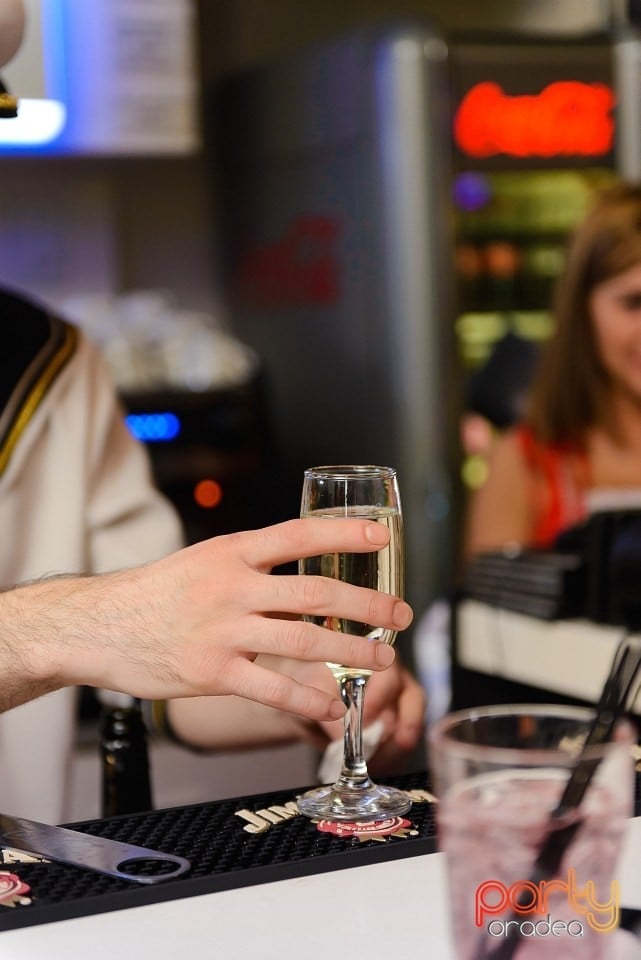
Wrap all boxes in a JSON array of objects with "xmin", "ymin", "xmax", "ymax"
[{"xmin": 296, "ymin": 779, "xmax": 412, "ymax": 822}]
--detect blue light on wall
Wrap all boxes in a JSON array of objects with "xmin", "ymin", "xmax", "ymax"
[
  {"xmin": 41, "ymin": 0, "xmax": 69, "ymax": 99},
  {"xmin": 126, "ymin": 412, "xmax": 182, "ymax": 443}
]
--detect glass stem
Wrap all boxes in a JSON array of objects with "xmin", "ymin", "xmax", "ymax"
[{"xmin": 337, "ymin": 675, "xmax": 371, "ymax": 789}]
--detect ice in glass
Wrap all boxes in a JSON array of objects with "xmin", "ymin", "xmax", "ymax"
[{"xmin": 429, "ymin": 705, "xmax": 635, "ymax": 959}]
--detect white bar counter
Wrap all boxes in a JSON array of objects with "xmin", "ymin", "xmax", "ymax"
[{"xmin": 3, "ymin": 817, "xmax": 641, "ymax": 960}]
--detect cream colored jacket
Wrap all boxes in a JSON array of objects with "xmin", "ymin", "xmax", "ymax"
[{"xmin": 0, "ymin": 327, "xmax": 184, "ymax": 822}]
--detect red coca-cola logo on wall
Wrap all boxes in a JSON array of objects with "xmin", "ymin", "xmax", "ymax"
[
  {"xmin": 234, "ymin": 215, "xmax": 341, "ymax": 308},
  {"xmin": 454, "ymin": 80, "xmax": 615, "ymax": 158}
]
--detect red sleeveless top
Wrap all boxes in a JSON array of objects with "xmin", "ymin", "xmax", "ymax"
[{"xmin": 515, "ymin": 425, "xmax": 591, "ymax": 548}]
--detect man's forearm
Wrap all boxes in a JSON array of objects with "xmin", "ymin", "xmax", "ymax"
[
  {"xmin": 0, "ymin": 571, "xmax": 131, "ymax": 713},
  {"xmin": 0, "ymin": 579, "xmax": 68, "ymax": 712}
]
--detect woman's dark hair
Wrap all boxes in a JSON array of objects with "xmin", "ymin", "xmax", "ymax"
[{"xmin": 527, "ymin": 181, "xmax": 641, "ymax": 444}]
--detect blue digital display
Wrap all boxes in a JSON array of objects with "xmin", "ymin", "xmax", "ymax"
[{"xmin": 126, "ymin": 412, "xmax": 181, "ymax": 442}]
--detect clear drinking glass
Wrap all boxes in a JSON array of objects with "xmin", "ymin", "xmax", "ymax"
[
  {"xmin": 296, "ymin": 464, "xmax": 411, "ymax": 822},
  {"xmin": 428, "ymin": 704, "xmax": 635, "ymax": 960}
]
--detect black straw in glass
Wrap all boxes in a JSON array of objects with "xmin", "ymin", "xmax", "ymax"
[{"xmin": 473, "ymin": 635, "xmax": 641, "ymax": 960}]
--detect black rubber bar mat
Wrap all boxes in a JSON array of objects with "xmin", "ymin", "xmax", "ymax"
[{"xmin": 0, "ymin": 769, "xmax": 438, "ymax": 931}]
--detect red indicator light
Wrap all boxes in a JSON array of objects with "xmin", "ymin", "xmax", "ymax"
[
  {"xmin": 454, "ymin": 81, "xmax": 615, "ymax": 158},
  {"xmin": 194, "ymin": 479, "xmax": 223, "ymax": 509}
]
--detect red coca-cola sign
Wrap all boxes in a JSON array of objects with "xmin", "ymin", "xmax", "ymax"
[{"xmin": 454, "ymin": 80, "xmax": 615, "ymax": 158}]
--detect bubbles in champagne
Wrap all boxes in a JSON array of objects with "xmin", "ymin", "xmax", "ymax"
[{"xmin": 299, "ymin": 507, "xmax": 404, "ymax": 679}]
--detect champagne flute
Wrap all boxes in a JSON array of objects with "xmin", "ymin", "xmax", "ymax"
[{"xmin": 296, "ymin": 464, "xmax": 412, "ymax": 822}]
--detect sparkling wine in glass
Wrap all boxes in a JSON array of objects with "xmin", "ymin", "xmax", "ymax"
[{"xmin": 296, "ymin": 464, "xmax": 411, "ymax": 822}]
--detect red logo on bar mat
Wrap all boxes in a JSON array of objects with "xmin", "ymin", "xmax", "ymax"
[
  {"xmin": 0, "ymin": 871, "xmax": 31, "ymax": 908},
  {"xmin": 316, "ymin": 816, "xmax": 416, "ymax": 843}
]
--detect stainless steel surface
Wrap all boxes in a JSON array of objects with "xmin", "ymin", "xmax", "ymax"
[
  {"xmin": 215, "ymin": 22, "xmax": 457, "ymax": 625},
  {"xmin": 373, "ymin": 25, "xmax": 456, "ymax": 612},
  {"xmin": 614, "ymin": 35, "xmax": 641, "ymax": 180},
  {"xmin": 0, "ymin": 814, "xmax": 191, "ymax": 884}
]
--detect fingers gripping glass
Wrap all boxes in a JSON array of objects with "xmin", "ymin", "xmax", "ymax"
[{"xmin": 296, "ymin": 465, "xmax": 411, "ymax": 821}]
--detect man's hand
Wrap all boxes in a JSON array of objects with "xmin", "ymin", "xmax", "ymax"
[{"xmin": 8, "ymin": 518, "xmax": 413, "ymax": 723}]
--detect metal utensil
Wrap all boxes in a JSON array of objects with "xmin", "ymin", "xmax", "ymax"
[
  {"xmin": 0, "ymin": 813, "xmax": 191, "ymax": 884},
  {"xmin": 475, "ymin": 634, "xmax": 641, "ymax": 960}
]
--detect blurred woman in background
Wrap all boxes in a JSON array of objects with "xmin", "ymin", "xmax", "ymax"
[{"xmin": 465, "ymin": 181, "xmax": 641, "ymax": 558}]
